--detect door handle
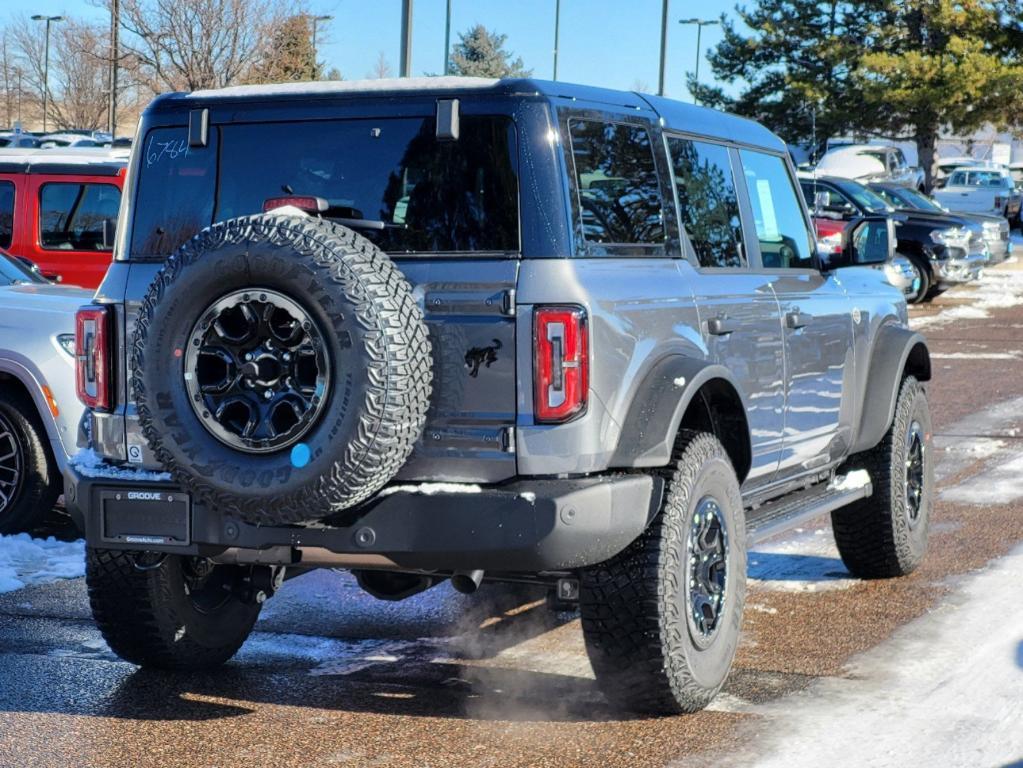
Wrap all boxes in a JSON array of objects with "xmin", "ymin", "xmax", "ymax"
[
  {"xmin": 785, "ymin": 311, "xmax": 810, "ymax": 330},
  {"xmin": 707, "ymin": 316, "xmax": 738, "ymax": 336}
]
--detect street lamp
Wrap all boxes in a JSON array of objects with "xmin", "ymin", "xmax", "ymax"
[
  {"xmin": 31, "ymin": 14, "xmax": 63, "ymax": 133},
  {"xmin": 679, "ymin": 17, "xmax": 718, "ymax": 105},
  {"xmin": 311, "ymin": 14, "xmax": 333, "ymax": 66}
]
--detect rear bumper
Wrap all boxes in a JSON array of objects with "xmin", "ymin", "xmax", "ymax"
[{"xmin": 64, "ymin": 465, "xmax": 662, "ymax": 572}]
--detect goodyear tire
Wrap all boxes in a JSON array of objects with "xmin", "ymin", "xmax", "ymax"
[
  {"xmin": 132, "ymin": 214, "xmax": 432, "ymax": 525},
  {"xmin": 832, "ymin": 376, "xmax": 932, "ymax": 578},
  {"xmin": 580, "ymin": 431, "xmax": 746, "ymax": 714}
]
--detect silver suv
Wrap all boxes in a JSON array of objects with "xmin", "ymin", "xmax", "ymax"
[{"xmin": 67, "ymin": 78, "xmax": 932, "ymax": 715}]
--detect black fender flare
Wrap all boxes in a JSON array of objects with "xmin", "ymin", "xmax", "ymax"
[
  {"xmin": 611, "ymin": 355, "xmax": 751, "ymax": 479},
  {"xmin": 851, "ymin": 324, "xmax": 931, "ymax": 454}
]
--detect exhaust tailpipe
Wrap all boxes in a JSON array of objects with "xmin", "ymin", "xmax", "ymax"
[{"xmin": 450, "ymin": 569, "xmax": 484, "ymax": 594}]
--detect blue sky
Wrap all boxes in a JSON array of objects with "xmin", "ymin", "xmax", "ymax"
[{"xmin": 1, "ymin": 0, "xmax": 738, "ymax": 100}]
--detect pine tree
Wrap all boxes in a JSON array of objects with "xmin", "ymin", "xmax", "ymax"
[
  {"xmin": 692, "ymin": 2, "xmax": 876, "ymax": 161},
  {"xmin": 448, "ymin": 25, "xmax": 532, "ymax": 78},
  {"xmin": 697, "ymin": 0, "xmax": 1023, "ymax": 184},
  {"xmin": 250, "ymin": 14, "xmax": 320, "ymax": 84},
  {"xmin": 856, "ymin": 0, "xmax": 1022, "ymax": 187}
]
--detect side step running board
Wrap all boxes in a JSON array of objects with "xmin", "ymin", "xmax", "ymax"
[{"xmin": 745, "ymin": 475, "xmax": 873, "ymax": 545}]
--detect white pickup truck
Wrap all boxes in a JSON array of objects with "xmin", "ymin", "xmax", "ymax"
[{"xmin": 933, "ymin": 167, "xmax": 1022, "ymax": 226}]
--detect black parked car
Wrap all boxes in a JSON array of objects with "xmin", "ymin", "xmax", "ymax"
[
  {"xmin": 868, "ymin": 181, "xmax": 1012, "ymax": 264},
  {"xmin": 798, "ymin": 174, "xmax": 986, "ymax": 303}
]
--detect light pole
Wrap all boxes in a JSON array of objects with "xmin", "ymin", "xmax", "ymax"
[
  {"xmin": 311, "ymin": 14, "xmax": 333, "ymax": 71},
  {"xmin": 31, "ymin": 15, "xmax": 63, "ymax": 133},
  {"xmin": 108, "ymin": 0, "xmax": 119, "ymax": 136},
  {"xmin": 679, "ymin": 17, "xmax": 718, "ymax": 105},
  {"xmin": 443, "ymin": 0, "xmax": 452, "ymax": 75},
  {"xmin": 399, "ymin": 0, "xmax": 413, "ymax": 77},
  {"xmin": 552, "ymin": 0, "xmax": 561, "ymax": 80},
  {"xmin": 657, "ymin": 0, "xmax": 669, "ymax": 95}
]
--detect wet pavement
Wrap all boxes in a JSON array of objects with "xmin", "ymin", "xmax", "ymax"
[{"xmin": 2, "ymin": 260, "xmax": 1023, "ymax": 767}]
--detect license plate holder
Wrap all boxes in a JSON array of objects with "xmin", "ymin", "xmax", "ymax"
[{"xmin": 100, "ymin": 489, "xmax": 191, "ymax": 546}]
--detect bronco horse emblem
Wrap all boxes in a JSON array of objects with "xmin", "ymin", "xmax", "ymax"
[{"xmin": 464, "ymin": 339, "xmax": 502, "ymax": 377}]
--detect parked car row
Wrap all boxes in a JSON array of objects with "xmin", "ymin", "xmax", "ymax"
[
  {"xmin": 799, "ymin": 171, "xmax": 1009, "ymax": 303},
  {"xmin": 0, "ymin": 129, "xmax": 133, "ymax": 150}
]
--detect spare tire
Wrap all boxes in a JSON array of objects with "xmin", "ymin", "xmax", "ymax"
[{"xmin": 132, "ymin": 214, "xmax": 432, "ymax": 525}]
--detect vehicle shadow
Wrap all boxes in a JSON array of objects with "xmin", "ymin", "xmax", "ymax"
[
  {"xmin": 747, "ymin": 551, "xmax": 851, "ymax": 583},
  {"xmin": 85, "ymin": 583, "xmax": 623, "ymax": 724}
]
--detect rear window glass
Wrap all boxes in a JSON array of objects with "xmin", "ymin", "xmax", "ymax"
[
  {"xmin": 568, "ymin": 119, "xmax": 664, "ymax": 246},
  {"xmin": 131, "ymin": 116, "xmax": 519, "ymax": 258},
  {"xmin": 39, "ymin": 182, "xmax": 120, "ymax": 251},
  {"xmin": 948, "ymin": 170, "xmax": 1009, "ymax": 187},
  {"xmin": 0, "ymin": 181, "xmax": 13, "ymax": 249}
]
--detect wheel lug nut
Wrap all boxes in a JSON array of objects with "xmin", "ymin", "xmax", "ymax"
[
  {"xmin": 245, "ymin": 353, "xmax": 253, "ymax": 361},
  {"xmin": 264, "ymin": 390, "xmax": 273, "ymax": 400}
]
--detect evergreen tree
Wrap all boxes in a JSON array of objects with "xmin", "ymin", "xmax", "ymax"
[
  {"xmin": 856, "ymin": 0, "xmax": 1021, "ymax": 186},
  {"xmin": 448, "ymin": 25, "xmax": 532, "ymax": 78},
  {"xmin": 698, "ymin": 0, "xmax": 1023, "ymax": 185},
  {"xmin": 692, "ymin": 2, "xmax": 876, "ymax": 161},
  {"xmin": 250, "ymin": 14, "xmax": 320, "ymax": 84}
]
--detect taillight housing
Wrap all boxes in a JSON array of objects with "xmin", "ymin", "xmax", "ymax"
[
  {"xmin": 75, "ymin": 305, "xmax": 113, "ymax": 411},
  {"xmin": 534, "ymin": 306, "xmax": 588, "ymax": 423}
]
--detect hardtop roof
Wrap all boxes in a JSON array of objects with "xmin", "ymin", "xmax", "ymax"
[{"xmin": 154, "ymin": 76, "xmax": 785, "ymax": 154}]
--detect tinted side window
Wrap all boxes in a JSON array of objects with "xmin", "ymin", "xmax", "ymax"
[
  {"xmin": 39, "ymin": 183, "xmax": 120, "ymax": 251},
  {"xmin": 0, "ymin": 181, "xmax": 13, "ymax": 250},
  {"xmin": 568, "ymin": 119, "xmax": 664, "ymax": 245},
  {"xmin": 738, "ymin": 150, "xmax": 814, "ymax": 270},
  {"xmin": 667, "ymin": 138, "xmax": 743, "ymax": 268},
  {"xmin": 799, "ymin": 182, "xmax": 854, "ymax": 214}
]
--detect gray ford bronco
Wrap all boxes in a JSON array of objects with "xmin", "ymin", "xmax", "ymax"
[{"xmin": 67, "ymin": 77, "xmax": 932, "ymax": 715}]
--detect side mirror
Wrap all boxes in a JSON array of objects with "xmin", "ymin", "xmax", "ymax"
[
  {"xmin": 824, "ymin": 216, "xmax": 894, "ymax": 269},
  {"xmin": 102, "ymin": 218, "xmax": 117, "ymax": 250}
]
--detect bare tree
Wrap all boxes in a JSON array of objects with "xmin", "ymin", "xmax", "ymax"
[
  {"xmin": 367, "ymin": 51, "xmax": 392, "ymax": 79},
  {"xmin": 115, "ymin": 0, "xmax": 280, "ymax": 92},
  {"xmin": 0, "ymin": 32, "xmax": 16, "ymax": 127},
  {"xmin": 11, "ymin": 15, "xmax": 110, "ymax": 131}
]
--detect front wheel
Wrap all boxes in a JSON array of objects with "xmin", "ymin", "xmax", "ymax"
[
  {"xmin": 905, "ymin": 255, "xmax": 931, "ymax": 304},
  {"xmin": 580, "ymin": 431, "xmax": 746, "ymax": 714},
  {"xmin": 0, "ymin": 391, "xmax": 60, "ymax": 534},
  {"xmin": 86, "ymin": 550, "xmax": 267, "ymax": 669},
  {"xmin": 832, "ymin": 376, "xmax": 933, "ymax": 578}
]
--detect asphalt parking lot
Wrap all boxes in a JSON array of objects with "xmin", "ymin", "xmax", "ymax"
[{"xmin": 2, "ymin": 257, "xmax": 1023, "ymax": 768}]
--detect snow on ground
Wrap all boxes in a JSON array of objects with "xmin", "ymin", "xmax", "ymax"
[
  {"xmin": 0, "ymin": 534, "xmax": 84, "ymax": 594},
  {"xmin": 912, "ymin": 262, "xmax": 1023, "ymax": 329},
  {"xmin": 696, "ymin": 542, "xmax": 1023, "ymax": 768}
]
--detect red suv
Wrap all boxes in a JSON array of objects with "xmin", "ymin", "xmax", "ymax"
[{"xmin": 0, "ymin": 151, "xmax": 126, "ymax": 288}]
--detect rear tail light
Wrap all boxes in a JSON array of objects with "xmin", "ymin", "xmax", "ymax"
[
  {"xmin": 534, "ymin": 306, "xmax": 588, "ymax": 423},
  {"xmin": 75, "ymin": 305, "xmax": 113, "ymax": 411}
]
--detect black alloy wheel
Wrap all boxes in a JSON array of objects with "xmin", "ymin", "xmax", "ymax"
[{"xmin": 184, "ymin": 289, "xmax": 330, "ymax": 453}]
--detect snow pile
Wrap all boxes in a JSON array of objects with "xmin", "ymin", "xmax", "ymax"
[
  {"xmin": 0, "ymin": 534, "xmax": 84, "ymax": 593},
  {"xmin": 830, "ymin": 469, "xmax": 871, "ymax": 492},
  {"xmin": 70, "ymin": 448, "xmax": 171, "ymax": 482},
  {"xmin": 913, "ymin": 267, "xmax": 1023, "ymax": 329},
  {"xmin": 377, "ymin": 482, "xmax": 483, "ymax": 497}
]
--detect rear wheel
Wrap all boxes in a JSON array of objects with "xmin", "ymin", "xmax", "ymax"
[
  {"xmin": 0, "ymin": 391, "xmax": 60, "ymax": 534},
  {"xmin": 86, "ymin": 549, "xmax": 268, "ymax": 669},
  {"xmin": 832, "ymin": 376, "xmax": 932, "ymax": 578},
  {"xmin": 580, "ymin": 431, "xmax": 746, "ymax": 714}
]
